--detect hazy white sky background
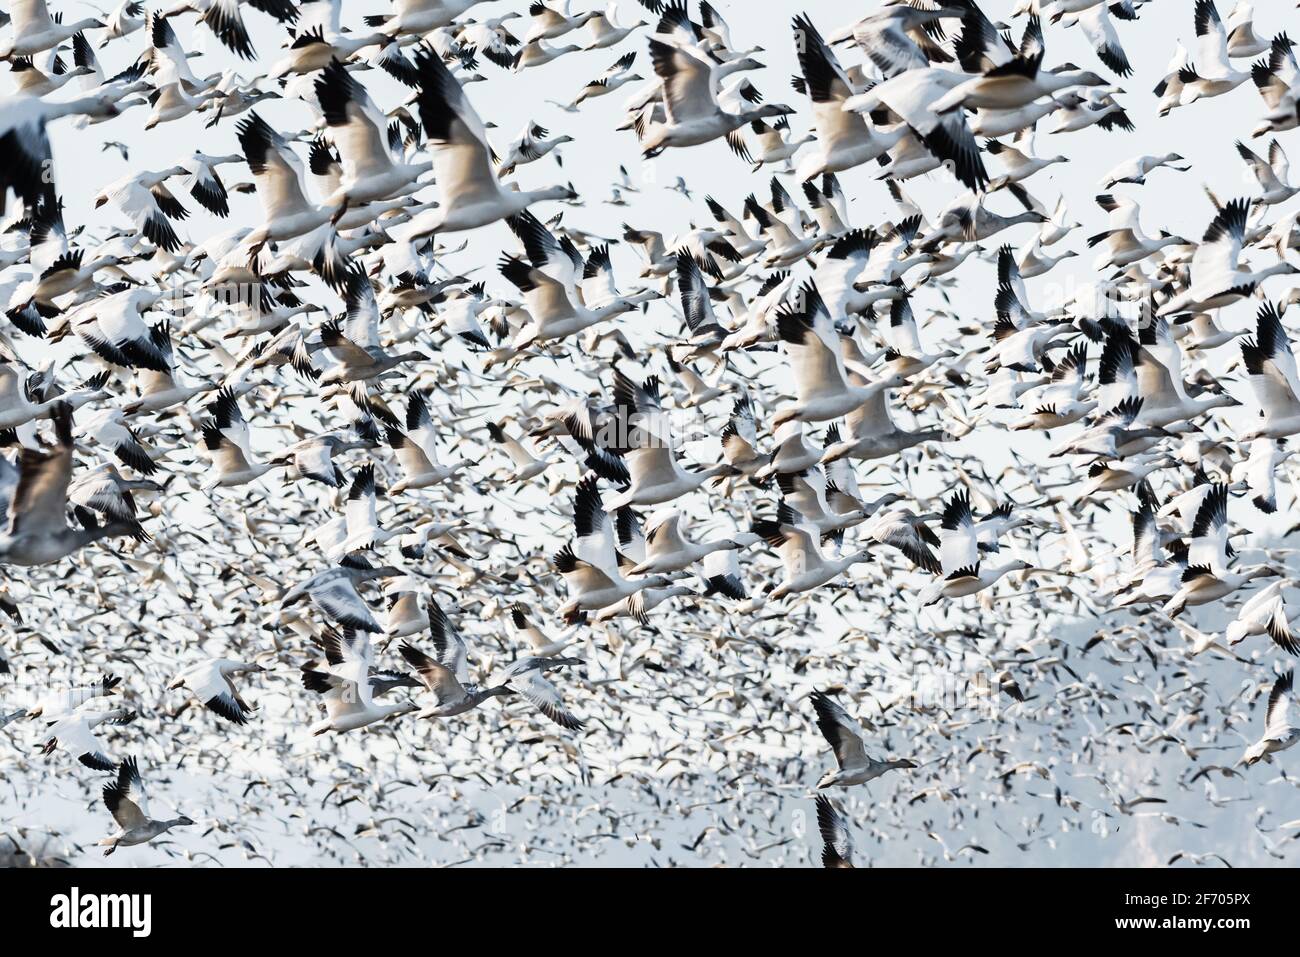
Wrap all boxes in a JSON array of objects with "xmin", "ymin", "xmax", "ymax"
[{"xmin": 4, "ymin": 0, "xmax": 1300, "ymax": 867}]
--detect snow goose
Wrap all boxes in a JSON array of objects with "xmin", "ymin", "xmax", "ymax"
[
  {"xmin": 485, "ymin": 420, "xmax": 552, "ymax": 482},
  {"xmin": 1102, "ymin": 152, "xmax": 1189, "ymax": 187},
  {"xmin": 1224, "ymin": 580, "xmax": 1299, "ymax": 653},
  {"xmin": 382, "ymin": 578, "xmax": 426, "ymax": 641},
  {"xmin": 968, "ymin": 98, "xmax": 1060, "ymax": 139},
  {"xmin": 629, "ymin": 511, "xmax": 746, "ymax": 576},
  {"xmin": 168, "ymin": 658, "xmax": 264, "ymax": 724},
  {"xmin": 399, "ymin": 602, "xmax": 511, "ymax": 718},
  {"xmin": 1250, "ymin": 35, "xmax": 1300, "ymax": 136},
  {"xmin": 495, "ymin": 123, "xmax": 573, "ymax": 177},
  {"xmin": 1223, "ymin": 1, "xmax": 1269, "ymax": 57},
  {"xmin": 68, "ymin": 286, "xmax": 173, "ymax": 374},
  {"xmin": 387, "ymin": 392, "xmax": 464, "ymax": 492},
  {"xmin": 1131, "ymin": 316, "xmax": 1240, "ymax": 428},
  {"xmin": 0, "ymin": 361, "xmax": 106, "ymax": 431},
  {"xmin": 880, "ymin": 292, "xmax": 958, "ymax": 379},
  {"xmin": 1012, "ymin": 342, "xmax": 1095, "ymax": 430},
  {"xmin": 1015, "ymin": 237, "xmax": 1078, "ymax": 279},
  {"xmin": 335, "ymin": 462, "xmax": 414, "ymax": 558},
  {"xmin": 1060, "ymin": 2, "xmax": 1132, "ymax": 77},
  {"xmin": 582, "ymin": 241, "xmax": 658, "ymax": 315},
  {"xmin": 235, "ymin": 112, "xmax": 343, "ymax": 251},
  {"xmin": 692, "ymin": 0, "xmax": 764, "ymax": 62},
  {"xmin": 583, "ymin": 1, "xmax": 643, "ymax": 49},
  {"xmin": 314, "ymin": 58, "xmax": 433, "ymax": 215},
  {"xmin": 842, "ymin": 67, "xmax": 989, "ymax": 191},
  {"xmin": 196, "ymin": 70, "xmax": 281, "ymax": 128},
  {"xmin": 861, "ymin": 501, "xmax": 942, "ymax": 574},
  {"xmin": 777, "ymin": 468, "xmax": 867, "ymax": 540},
  {"xmin": 38, "ymin": 706, "xmax": 135, "ymax": 770},
  {"xmin": 92, "ymin": 168, "xmax": 190, "ymax": 254},
  {"xmin": 395, "ymin": 46, "xmax": 576, "ymax": 240},
  {"xmin": 0, "ymin": 0, "xmax": 104, "ymax": 58},
  {"xmin": 0, "ymin": 86, "xmax": 139, "ymax": 211},
  {"xmin": 494, "ymin": 36, "xmax": 583, "ymax": 72},
  {"xmin": 1078, "ymin": 452, "xmax": 1173, "ymax": 499},
  {"xmin": 602, "ymin": 369, "xmax": 734, "ymax": 509},
  {"xmin": 143, "ymin": 16, "xmax": 225, "ymax": 128},
  {"xmin": 670, "ymin": 251, "xmax": 731, "ymax": 363},
  {"xmin": 1089, "ymin": 193, "xmax": 1189, "ymax": 271},
  {"xmin": 699, "ymin": 545, "xmax": 747, "ymax": 601},
  {"xmin": 985, "ymin": 136, "xmax": 1068, "ymax": 191},
  {"xmin": 530, "ymin": 396, "xmax": 630, "ymax": 485},
  {"xmin": 1157, "ymin": 476, "xmax": 1239, "ymax": 533},
  {"xmin": 10, "ymin": 52, "xmax": 92, "ymax": 95},
  {"xmin": 1240, "ymin": 670, "xmax": 1298, "ymax": 766},
  {"xmin": 495, "ymin": 655, "xmax": 585, "ymax": 730},
  {"xmin": 772, "ymin": 281, "xmax": 907, "ymax": 428},
  {"xmin": 917, "ymin": 491, "xmax": 1034, "ymax": 606},
  {"xmin": 810, "ymin": 690, "xmax": 916, "ymax": 788},
  {"xmin": 735, "ymin": 116, "xmax": 814, "ymax": 173},
  {"xmin": 318, "ymin": 268, "xmax": 429, "ymax": 385},
  {"xmin": 718, "ymin": 393, "xmax": 769, "ymax": 480},
  {"xmin": 594, "ymin": 582, "xmax": 694, "ymax": 624},
  {"xmin": 79, "ymin": 408, "xmax": 160, "ymax": 476},
  {"xmin": 270, "ymin": 432, "xmax": 366, "ymax": 489},
  {"xmin": 719, "ymin": 269, "xmax": 797, "ymax": 351},
  {"xmin": 791, "ymin": 15, "xmax": 904, "ymax": 181},
  {"xmin": 637, "ymin": 37, "xmax": 791, "ymax": 158},
  {"xmin": 749, "ymin": 503, "xmax": 870, "ymax": 601},
  {"xmin": 983, "ymin": 297, "xmax": 1073, "ymax": 377},
  {"xmin": 809, "ymin": 229, "xmax": 899, "ymax": 316},
  {"xmin": 1111, "ymin": 492, "xmax": 1188, "ymax": 605},
  {"xmin": 268, "ymin": 1, "xmax": 385, "ymax": 78},
  {"xmin": 1163, "ymin": 485, "xmax": 1280, "ymax": 616},
  {"xmin": 930, "ymin": 17, "xmax": 1106, "ymax": 112},
  {"xmin": 1241, "ymin": 302, "xmax": 1300, "ymax": 440},
  {"xmin": 828, "ymin": 3, "xmax": 959, "ymax": 76},
  {"xmin": 0, "ymin": 405, "xmax": 138, "ymax": 566},
  {"xmin": 823, "ymin": 368, "xmax": 947, "ymax": 461},
  {"xmin": 1177, "ymin": 312, "xmax": 1244, "ymax": 354},
  {"xmin": 1056, "ymin": 396, "xmax": 1168, "ymax": 460},
  {"xmin": 1236, "ymin": 139, "xmax": 1298, "ymax": 207},
  {"xmin": 199, "ymin": 387, "xmax": 272, "ymax": 489},
  {"xmin": 567, "ymin": 52, "xmax": 642, "ymax": 104},
  {"xmin": 506, "ymin": 602, "xmax": 575, "ymax": 658},
  {"xmin": 5, "ymin": 200, "xmax": 121, "ymax": 333},
  {"xmin": 748, "ymin": 421, "xmax": 816, "ymax": 481},
  {"xmin": 491, "ymin": 240, "xmax": 626, "ymax": 352},
  {"xmin": 1232, "ymin": 437, "xmax": 1292, "ymax": 512},
  {"xmin": 1173, "ymin": 0, "xmax": 1250, "ymax": 107},
  {"xmin": 371, "ymin": 0, "xmax": 487, "ymax": 37},
  {"xmin": 924, "ymin": 193, "xmax": 1048, "ymax": 249},
  {"xmin": 98, "ymin": 757, "xmax": 193, "ymax": 856},
  {"xmin": 665, "ymin": 356, "xmax": 723, "ymax": 407},
  {"xmin": 26, "ymin": 674, "xmax": 121, "ymax": 720},
  {"xmin": 280, "ymin": 557, "xmax": 399, "ymax": 634},
  {"xmin": 801, "ymin": 175, "xmax": 850, "ymax": 238},
  {"xmin": 106, "ymin": 0, "xmax": 147, "ymax": 39},
  {"xmin": 743, "ymin": 193, "xmax": 821, "ymax": 269},
  {"xmin": 300, "ymin": 630, "xmax": 417, "ymax": 734},
  {"xmin": 68, "ymin": 463, "xmax": 158, "ymax": 541},
  {"xmin": 120, "ymin": 322, "xmax": 217, "ymax": 414},
  {"xmin": 554, "ymin": 476, "xmax": 672, "ymax": 619},
  {"xmin": 524, "ymin": 0, "xmax": 599, "ymax": 43}
]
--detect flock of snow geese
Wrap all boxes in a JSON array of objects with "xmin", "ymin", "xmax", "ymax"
[{"xmin": 3, "ymin": 0, "xmax": 1300, "ymax": 868}]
